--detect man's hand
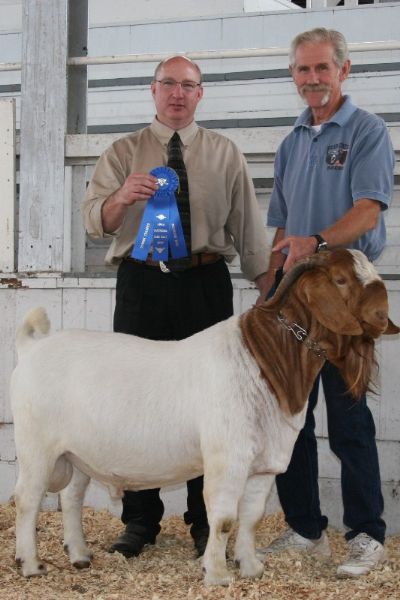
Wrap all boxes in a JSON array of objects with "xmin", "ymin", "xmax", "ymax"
[
  {"xmin": 102, "ymin": 173, "xmax": 159, "ymax": 233},
  {"xmin": 273, "ymin": 235, "xmax": 317, "ymax": 272},
  {"xmin": 113, "ymin": 173, "xmax": 159, "ymax": 206}
]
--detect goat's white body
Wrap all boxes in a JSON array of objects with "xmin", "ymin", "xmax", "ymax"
[
  {"xmin": 11, "ymin": 249, "xmax": 393, "ymax": 585},
  {"xmin": 11, "ymin": 310, "xmax": 306, "ymax": 584}
]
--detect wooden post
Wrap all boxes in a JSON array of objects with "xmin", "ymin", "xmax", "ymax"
[
  {"xmin": 18, "ymin": 0, "xmax": 69, "ymax": 272},
  {"xmin": 67, "ymin": 0, "xmax": 88, "ymax": 273},
  {"xmin": 0, "ymin": 98, "xmax": 16, "ymax": 273}
]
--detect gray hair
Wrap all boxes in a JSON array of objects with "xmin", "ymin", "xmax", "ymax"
[
  {"xmin": 153, "ymin": 55, "xmax": 203, "ymax": 83},
  {"xmin": 289, "ymin": 28, "xmax": 349, "ymax": 68}
]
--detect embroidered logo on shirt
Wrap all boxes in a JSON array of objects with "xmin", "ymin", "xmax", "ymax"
[{"xmin": 326, "ymin": 143, "xmax": 349, "ymax": 170}]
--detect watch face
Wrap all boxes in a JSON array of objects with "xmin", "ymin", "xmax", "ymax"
[{"xmin": 312, "ymin": 235, "xmax": 327, "ymax": 252}]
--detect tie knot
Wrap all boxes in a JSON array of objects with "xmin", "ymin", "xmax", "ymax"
[{"xmin": 168, "ymin": 132, "xmax": 181, "ymax": 150}]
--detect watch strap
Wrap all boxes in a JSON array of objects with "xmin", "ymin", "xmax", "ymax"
[{"xmin": 311, "ymin": 234, "xmax": 328, "ymax": 253}]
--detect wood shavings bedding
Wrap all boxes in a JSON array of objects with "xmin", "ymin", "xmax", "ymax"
[{"xmin": 1, "ymin": 502, "xmax": 399, "ymax": 599}]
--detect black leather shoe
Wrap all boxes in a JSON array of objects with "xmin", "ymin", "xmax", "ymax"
[
  {"xmin": 192, "ymin": 526, "xmax": 210, "ymax": 557},
  {"xmin": 109, "ymin": 527, "xmax": 156, "ymax": 558}
]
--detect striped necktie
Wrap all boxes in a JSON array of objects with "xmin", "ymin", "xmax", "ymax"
[{"xmin": 166, "ymin": 132, "xmax": 192, "ymax": 270}]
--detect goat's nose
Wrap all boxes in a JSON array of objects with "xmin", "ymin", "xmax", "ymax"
[{"xmin": 375, "ymin": 309, "xmax": 388, "ymax": 323}]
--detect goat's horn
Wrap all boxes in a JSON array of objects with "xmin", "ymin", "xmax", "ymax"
[{"xmin": 267, "ymin": 252, "xmax": 328, "ymax": 306}]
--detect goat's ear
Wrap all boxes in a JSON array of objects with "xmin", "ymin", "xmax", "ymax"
[
  {"xmin": 297, "ymin": 271, "xmax": 363, "ymax": 335},
  {"xmin": 384, "ymin": 318, "xmax": 400, "ymax": 335}
]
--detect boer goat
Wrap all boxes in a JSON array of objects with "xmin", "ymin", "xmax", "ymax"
[{"xmin": 10, "ymin": 249, "xmax": 399, "ymax": 585}]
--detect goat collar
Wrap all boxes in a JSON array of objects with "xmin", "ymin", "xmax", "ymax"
[{"xmin": 277, "ymin": 312, "xmax": 327, "ymax": 359}]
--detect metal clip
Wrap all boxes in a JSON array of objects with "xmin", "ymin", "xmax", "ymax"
[
  {"xmin": 159, "ymin": 261, "xmax": 171, "ymax": 273},
  {"xmin": 287, "ymin": 322, "xmax": 308, "ymax": 341}
]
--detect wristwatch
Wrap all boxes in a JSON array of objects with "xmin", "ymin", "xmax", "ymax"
[{"xmin": 311, "ymin": 234, "xmax": 328, "ymax": 253}]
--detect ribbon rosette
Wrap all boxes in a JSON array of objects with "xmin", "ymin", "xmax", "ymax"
[{"xmin": 131, "ymin": 166, "xmax": 188, "ymax": 262}]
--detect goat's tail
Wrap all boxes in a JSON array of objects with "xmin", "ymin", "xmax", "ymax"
[{"xmin": 16, "ymin": 307, "xmax": 50, "ymax": 356}]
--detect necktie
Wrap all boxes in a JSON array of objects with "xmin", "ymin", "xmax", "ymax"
[{"xmin": 166, "ymin": 132, "xmax": 192, "ymax": 270}]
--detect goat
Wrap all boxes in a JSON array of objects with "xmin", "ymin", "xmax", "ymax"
[{"xmin": 10, "ymin": 249, "xmax": 399, "ymax": 585}]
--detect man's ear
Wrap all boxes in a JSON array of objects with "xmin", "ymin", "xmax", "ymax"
[{"xmin": 339, "ymin": 59, "xmax": 351, "ymax": 82}]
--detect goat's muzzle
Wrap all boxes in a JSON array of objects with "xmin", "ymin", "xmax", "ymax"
[{"xmin": 358, "ymin": 280, "xmax": 399, "ymax": 338}]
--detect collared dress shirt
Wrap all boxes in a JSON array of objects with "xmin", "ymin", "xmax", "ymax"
[{"xmin": 82, "ymin": 118, "xmax": 269, "ymax": 281}]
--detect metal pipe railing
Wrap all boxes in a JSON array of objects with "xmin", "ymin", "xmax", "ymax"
[{"xmin": 1, "ymin": 40, "xmax": 399, "ymax": 72}]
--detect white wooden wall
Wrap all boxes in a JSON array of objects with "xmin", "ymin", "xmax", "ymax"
[
  {"xmin": 0, "ymin": 98, "xmax": 15, "ymax": 272},
  {"xmin": 73, "ymin": 125, "xmax": 400, "ymax": 274},
  {"xmin": 1, "ymin": 269, "xmax": 400, "ymax": 530},
  {"xmin": 2, "ymin": 4, "xmax": 400, "ymax": 129},
  {"xmin": 1, "ymin": 119, "xmax": 400, "ymax": 532}
]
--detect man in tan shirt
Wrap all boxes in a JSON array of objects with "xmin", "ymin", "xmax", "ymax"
[{"xmin": 82, "ymin": 55, "xmax": 269, "ymax": 559}]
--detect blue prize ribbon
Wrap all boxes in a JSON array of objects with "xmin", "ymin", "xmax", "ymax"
[
  {"xmin": 168, "ymin": 198, "xmax": 187, "ymax": 259},
  {"xmin": 131, "ymin": 166, "xmax": 188, "ymax": 262}
]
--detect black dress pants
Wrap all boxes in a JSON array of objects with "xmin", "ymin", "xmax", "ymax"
[{"xmin": 113, "ymin": 258, "xmax": 234, "ymax": 537}]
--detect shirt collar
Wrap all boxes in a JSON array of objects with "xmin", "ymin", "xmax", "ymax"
[
  {"xmin": 294, "ymin": 95, "xmax": 357, "ymax": 130},
  {"xmin": 150, "ymin": 117, "xmax": 199, "ymax": 147}
]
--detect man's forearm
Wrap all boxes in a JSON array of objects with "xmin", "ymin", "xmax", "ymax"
[
  {"xmin": 101, "ymin": 191, "xmax": 129, "ymax": 234},
  {"xmin": 320, "ymin": 198, "xmax": 381, "ymax": 249}
]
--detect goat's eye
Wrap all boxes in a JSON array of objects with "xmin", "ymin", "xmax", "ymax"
[{"xmin": 335, "ymin": 277, "xmax": 347, "ymax": 286}]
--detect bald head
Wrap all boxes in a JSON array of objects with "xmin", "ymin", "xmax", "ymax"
[{"xmin": 154, "ymin": 55, "xmax": 202, "ymax": 83}]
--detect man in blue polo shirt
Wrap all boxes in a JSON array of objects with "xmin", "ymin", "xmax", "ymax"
[{"xmin": 257, "ymin": 28, "xmax": 394, "ymax": 577}]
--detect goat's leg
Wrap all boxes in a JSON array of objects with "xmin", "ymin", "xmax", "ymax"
[
  {"xmin": 202, "ymin": 462, "xmax": 248, "ymax": 586},
  {"xmin": 60, "ymin": 466, "xmax": 92, "ymax": 569},
  {"xmin": 234, "ymin": 473, "xmax": 275, "ymax": 579},
  {"xmin": 15, "ymin": 457, "xmax": 56, "ymax": 577}
]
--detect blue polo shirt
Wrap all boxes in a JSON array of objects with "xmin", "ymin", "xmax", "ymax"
[{"xmin": 267, "ymin": 96, "xmax": 395, "ymax": 261}]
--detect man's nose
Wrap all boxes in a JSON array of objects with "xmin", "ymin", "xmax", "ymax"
[
  {"xmin": 172, "ymin": 83, "xmax": 185, "ymax": 98},
  {"xmin": 306, "ymin": 69, "xmax": 319, "ymax": 84}
]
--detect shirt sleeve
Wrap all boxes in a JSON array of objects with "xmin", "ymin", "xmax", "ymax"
[
  {"xmin": 267, "ymin": 145, "xmax": 288, "ymax": 228},
  {"xmin": 350, "ymin": 122, "xmax": 395, "ymax": 208},
  {"xmin": 81, "ymin": 145, "xmax": 127, "ymax": 239},
  {"xmin": 225, "ymin": 148, "xmax": 270, "ymax": 281}
]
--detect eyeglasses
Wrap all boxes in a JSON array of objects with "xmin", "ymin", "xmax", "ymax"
[{"xmin": 154, "ymin": 78, "xmax": 202, "ymax": 93}]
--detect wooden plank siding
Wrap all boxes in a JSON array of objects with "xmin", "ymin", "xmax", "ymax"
[
  {"xmin": 1, "ymin": 0, "xmax": 400, "ymax": 525},
  {"xmin": 84, "ymin": 72, "xmax": 400, "ymax": 131},
  {"xmin": 18, "ymin": 0, "xmax": 69, "ymax": 272},
  {"xmin": 0, "ymin": 124, "xmax": 400, "ymax": 527},
  {"xmin": 1, "ymin": 278, "xmax": 400, "ymax": 525},
  {"xmin": 2, "ymin": 67, "xmax": 400, "ymax": 131},
  {"xmin": 0, "ymin": 98, "xmax": 15, "ymax": 272},
  {"xmin": 64, "ymin": 125, "xmax": 400, "ymax": 275}
]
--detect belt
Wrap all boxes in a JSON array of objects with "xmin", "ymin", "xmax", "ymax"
[{"xmin": 123, "ymin": 253, "xmax": 222, "ymax": 272}]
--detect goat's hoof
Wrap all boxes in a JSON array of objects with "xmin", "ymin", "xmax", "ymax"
[
  {"xmin": 204, "ymin": 569, "xmax": 234, "ymax": 586},
  {"xmin": 239, "ymin": 557, "xmax": 264, "ymax": 579},
  {"xmin": 20, "ymin": 561, "xmax": 47, "ymax": 577},
  {"xmin": 65, "ymin": 542, "xmax": 93, "ymax": 566},
  {"xmin": 73, "ymin": 559, "xmax": 91, "ymax": 570}
]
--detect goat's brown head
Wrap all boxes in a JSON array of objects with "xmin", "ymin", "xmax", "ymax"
[{"xmin": 271, "ymin": 248, "xmax": 400, "ymax": 398}]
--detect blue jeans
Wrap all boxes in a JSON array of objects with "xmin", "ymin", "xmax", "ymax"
[
  {"xmin": 275, "ymin": 361, "xmax": 386, "ymax": 544},
  {"xmin": 270, "ymin": 268, "xmax": 385, "ymax": 544}
]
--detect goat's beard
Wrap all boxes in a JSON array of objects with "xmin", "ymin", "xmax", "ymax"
[{"xmin": 335, "ymin": 336, "xmax": 378, "ymax": 400}]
